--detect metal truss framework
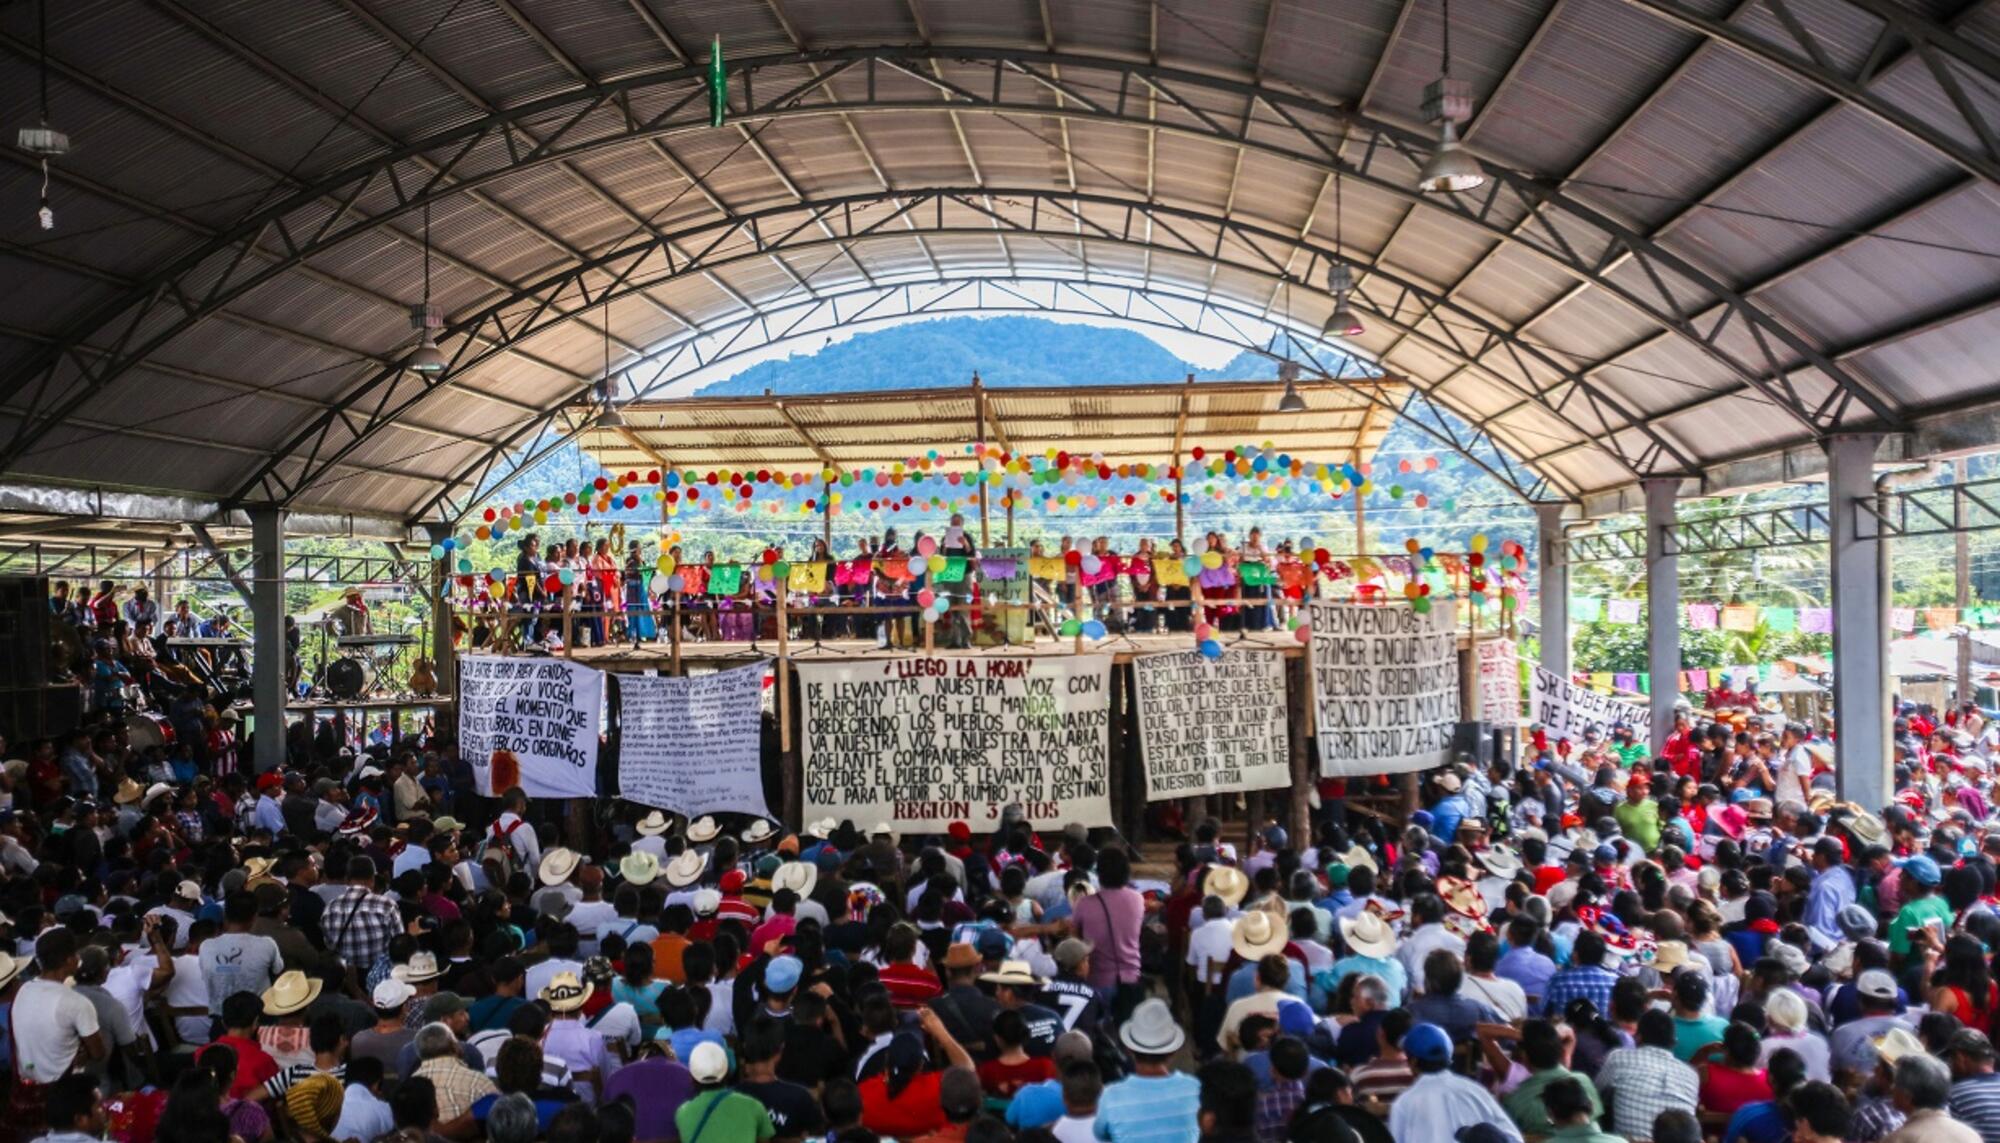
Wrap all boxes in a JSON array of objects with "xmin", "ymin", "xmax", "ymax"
[
  {"xmin": 223, "ymin": 187, "xmax": 1656, "ymax": 515},
  {"xmin": 1860, "ymin": 476, "xmax": 2000, "ymax": 539},
  {"xmin": 418, "ymin": 275, "xmax": 1564, "ymax": 524},
  {"xmin": 1566, "ymin": 503, "xmax": 1835, "ymax": 562},
  {"xmin": 0, "ymin": 46, "xmax": 1924, "ymax": 492},
  {"xmin": 0, "ymin": 543, "xmax": 421, "ymax": 585}
]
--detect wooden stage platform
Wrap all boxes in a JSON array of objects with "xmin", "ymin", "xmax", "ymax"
[{"xmin": 562, "ymin": 629, "xmax": 1308, "ymax": 672}]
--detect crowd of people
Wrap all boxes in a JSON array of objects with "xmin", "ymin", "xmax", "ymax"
[
  {"xmin": 10, "ymin": 629, "xmax": 2000, "ymax": 1143},
  {"xmin": 467, "ymin": 525, "xmax": 1334, "ymax": 653}
]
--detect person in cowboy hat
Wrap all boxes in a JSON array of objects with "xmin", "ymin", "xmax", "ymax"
[
  {"xmin": 1395, "ymin": 894, "xmax": 1467, "ymax": 996},
  {"xmin": 981, "ymin": 960, "xmax": 1062, "ymax": 1058},
  {"xmin": 1332, "ymin": 909, "xmax": 1408, "ymax": 1007},
  {"xmin": 531, "ymin": 847, "xmax": 584, "ymax": 915},
  {"xmin": 538, "ymin": 971, "xmax": 612, "ymax": 1104},
  {"xmin": 684, "ymin": 815, "xmax": 722, "ymax": 848},
  {"xmin": 1218, "ymin": 916, "xmax": 1293, "ymax": 1054},
  {"xmin": 1095, "ymin": 999, "xmax": 1199, "ymax": 1139},
  {"xmin": 630, "ymin": 811, "xmax": 673, "ymax": 861}
]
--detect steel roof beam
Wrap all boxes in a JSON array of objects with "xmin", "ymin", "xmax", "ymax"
[{"xmin": 0, "ymin": 47, "xmax": 1905, "ymax": 477}]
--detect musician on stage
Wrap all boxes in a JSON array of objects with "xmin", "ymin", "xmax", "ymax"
[
  {"xmin": 332, "ymin": 588, "xmax": 372, "ymax": 637},
  {"xmin": 122, "ymin": 587, "xmax": 160, "ymax": 637},
  {"xmin": 196, "ymin": 612, "xmax": 246, "ymax": 675}
]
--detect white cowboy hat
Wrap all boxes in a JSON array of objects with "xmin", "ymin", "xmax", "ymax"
[
  {"xmin": 262, "ymin": 969, "xmax": 323, "ymax": 1017},
  {"xmin": 979, "ymin": 960, "xmax": 1044, "ymax": 988},
  {"xmin": 805, "ymin": 817, "xmax": 838, "ymax": 841},
  {"xmin": 541, "ymin": 971, "xmax": 593, "ymax": 1013},
  {"xmin": 634, "ymin": 811, "xmax": 671, "ymax": 837},
  {"xmin": 391, "ymin": 951, "xmax": 444, "ymax": 984},
  {"xmin": 0, "ymin": 953, "xmax": 25, "ymax": 991},
  {"xmin": 141, "ymin": 782, "xmax": 174, "ymax": 807},
  {"xmin": 1339, "ymin": 910, "xmax": 1399, "ymax": 958},
  {"xmin": 686, "ymin": 816, "xmax": 720, "ymax": 844},
  {"xmin": 1476, "ymin": 846, "xmax": 1522, "ymax": 880},
  {"xmin": 1436, "ymin": 771, "xmax": 1462, "ymax": 793},
  {"xmin": 771, "ymin": 861, "xmax": 818, "ymax": 899},
  {"xmin": 869, "ymin": 822, "xmax": 899, "ymax": 846},
  {"xmin": 618, "ymin": 851, "xmax": 660, "ymax": 886},
  {"xmin": 537, "ymin": 847, "xmax": 582, "ymax": 886},
  {"xmin": 1202, "ymin": 866, "xmax": 1250, "ymax": 907},
  {"xmin": 663, "ymin": 849, "xmax": 708, "ymax": 888},
  {"xmin": 1342, "ymin": 845, "xmax": 1378, "ymax": 874},
  {"xmin": 740, "ymin": 819, "xmax": 778, "ymax": 845},
  {"xmin": 1231, "ymin": 912, "xmax": 1287, "ymax": 961}
]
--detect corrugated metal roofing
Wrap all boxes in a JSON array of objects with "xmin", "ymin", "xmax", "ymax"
[{"xmin": 1, "ymin": 0, "xmax": 1997, "ymax": 520}]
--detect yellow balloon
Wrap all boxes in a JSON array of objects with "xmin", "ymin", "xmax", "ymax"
[
  {"xmin": 928, "ymin": 554, "xmax": 947, "ymax": 573},
  {"xmin": 657, "ymin": 556, "xmax": 676, "ymax": 575},
  {"xmin": 1470, "ymin": 533, "xmax": 1489, "ymax": 553},
  {"xmin": 533, "ymin": 510, "xmax": 548, "ymax": 524},
  {"xmin": 1201, "ymin": 551, "xmax": 1223, "ymax": 570}
]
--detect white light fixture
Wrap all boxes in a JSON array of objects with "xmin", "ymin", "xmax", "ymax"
[
  {"xmin": 1417, "ymin": 0, "xmax": 1485, "ymax": 195},
  {"xmin": 407, "ymin": 204, "xmax": 448, "ymax": 377},
  {"xmin": 1277, "ymin": 359, "xmax": 1307, "ymax": 413},
  {"xmin": 592, "ymin": 299, "xmax": 624, "ymax": 428},
  {"xmin": 1324, "ymin": 172, "xmax": 1365, "ymax": 338},
  {"xmin": 19, "ymin": 0, "xmax": 67, "ymax": 230}
]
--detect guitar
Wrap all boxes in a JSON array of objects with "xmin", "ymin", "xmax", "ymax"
[{"xmin": 410, "ymin": 657, "xmax": 438, "ymax": 696}]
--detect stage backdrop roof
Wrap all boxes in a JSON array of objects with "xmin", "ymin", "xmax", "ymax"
[{"xmin": 578, "ymin": 377, "xmax": 1407, "ymax": 476}]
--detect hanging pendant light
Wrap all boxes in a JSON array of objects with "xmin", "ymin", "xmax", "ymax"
[
  {"xmin": 1323, "ymin": 172, "xmax": 1365, "ymax": 339},
  {"xmin": 1275, "ymin": 358, "xmax": 1307, "ymax": 413},
  {"xmin": 407, "ymin": 202, "xmax": 447, "ymax": 375},
  {"xmin": 593, "ymin": 299, "xmax": 625, "ymax": 428},
  {"xmin": 1417, "ymin": 0, "xmax": 1485, "ymax": 195},
  {"xmin": 18, "ymin": 0, "xmax": 69, "ymax": 231}
]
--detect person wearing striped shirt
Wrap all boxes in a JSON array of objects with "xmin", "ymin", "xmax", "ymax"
[{"xmin": 262, "ymin": 1013, "xmax": 346, "ymax": 1101}]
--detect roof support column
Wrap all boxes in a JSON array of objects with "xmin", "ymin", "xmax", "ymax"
[
  {"xmin": 249, "ymin": 506, "xmax": 287, "ymax": 773},
  {"xmin": 1827, "ymin": 434, "xmax": 1890, "ymax": 812},
  {"xmin": 1644, "ymin": 479, "xmax": 1679, "ymax": 754},
  {"xmin": 425, "ymin": 522, "xmax": 458, "ymax": 704},
  {"xmin": 1535, "ymin": 503, "xmax": 1571, "ymax": 683}
]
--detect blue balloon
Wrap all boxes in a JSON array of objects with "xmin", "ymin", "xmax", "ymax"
[
  {"xmin": 1081, "ymin": 619, "xmax": 1107, "ymax": 639},
  {"xmin": 440, "ymin": 537, "xmax": 456, "ymax": 551},
  {"xmin": 665, "ymin": 472, "xmax": 681, "ymax": 488},
  {"xmin": 1199, "ymin": 638, "xmax": 1224, "ymax": 659}
]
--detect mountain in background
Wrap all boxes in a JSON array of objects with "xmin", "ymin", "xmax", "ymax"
[{"xmin": 694, "ymin": 315, "xmax": 1278, "ymax": 395}]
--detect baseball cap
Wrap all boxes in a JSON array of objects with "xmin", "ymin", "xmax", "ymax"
[
  {"xmin": 1402, "ymin": 1023, "xmax": 1453, "ymax": 1065},
  {"xmin": 1856, "ymin": 970, "xmax": 1898, "ymax": 1001},
  {"xmin": 1950, "ymin": 1028, "xmax": 1998, "ymax": 1060},
  {"xmin": 975, "ymin": 929, "xmax": 1011, "ymax": 961},
  {"xmin": 688, "ymin": 1041, "xmax": 730, "ymax": 1083},
  {"xmin": 372, "ymin": 978, "xmax": 415, "ymax": 1010},
  {"xmin": 422, "ymin": 992, "xmax": 467, "ymax": 1020},
  {"xmin": 939, "ymin": 1067, "xmax": 984, "ymax": 1118},
  {"xmin": 765, "ymin": 955, "xmax": 803, "ymax": 994},
  {"xmin": 1900, "ymin": 855, "xmax": 1943, "ymax": 885},
  {"xmin": 1053, "ymin": 938, "xmax": 1094, "ymax": 973}
]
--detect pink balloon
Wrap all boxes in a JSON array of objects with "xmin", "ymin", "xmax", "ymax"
[
  {"xmin": 917, "ymin": 589, "xmax": 936, "ymax": 607},
  {"xmin": 915, "ymin": 535, "xmax": 938, "ymax": 557},
  {"xmin": 1195, "ymin": 623, "xmax": 1213, "ymax": 641}
]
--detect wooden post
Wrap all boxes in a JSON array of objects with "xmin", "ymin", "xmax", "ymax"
[
  {"xmin": 823, "ymin": 477, "xmax": 834, "ymax": 551},
  {"xmin": 1288, "ymin": 653, "xmax": 1311, "ymax": 843},
  {"xmin": 1069, "ymin": 566, "xmax": 1084, "ymax": 654},
  {"xmin": 670, "ymin": 594, "xmax": 683, "ymax": 676},
  {"xmin": 1173, "ymin": 374, "xmax": 1191, "ymax": 545},
  {"xmin": 561, "ymin": 583, "xmax": 575, "ymax": 657},
  {"xmin": 1006, "ymin": 498, "xmax": 1015, "ymax": 546},
  {"xmin": 1354, "ymin": 486, "xmax": 1367, "ymax": 555},
  {"xmin": 974, "ymin": 373, "xmax": 991, "ymax": 547},
  {"xmin": 924, "ymin": 607, "xmax": 935, "ymax": 653}
]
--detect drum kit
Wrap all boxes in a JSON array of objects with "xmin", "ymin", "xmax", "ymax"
[{"xmin": 312, "ymin": 616, "xmax": 432, "ymax": 700}]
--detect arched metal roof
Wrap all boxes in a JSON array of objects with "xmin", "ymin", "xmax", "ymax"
[{"xmin": 3, "ymin": 0, "xmax": 1999, "ymax": 525}]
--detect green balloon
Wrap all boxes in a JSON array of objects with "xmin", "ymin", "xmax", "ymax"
[{"xmin": 1059, "ymin": 619, "xmax": 1081, "ymax": 637}]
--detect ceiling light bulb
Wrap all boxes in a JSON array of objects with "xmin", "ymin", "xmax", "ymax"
[
  {"xmin": 1417, "ymin": 120, "xmax": 1485, "ymax": 194},
  {"xmin": 594, "ymin": 405, "xmax": 627, "ymax": 429},
  {"xmin": 407, "ymin": 333, "xmax": 448, "ymax": 376},
  {"xmin": 1278, "ymin": 380, "xmax": 1307, "ymax": 414},
  {"xmin": 1324, "ymin": 297, "xmax": 1365, "ymax": 339}
]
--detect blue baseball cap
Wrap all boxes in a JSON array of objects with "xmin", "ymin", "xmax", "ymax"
[
  {"xmin": 765, "ymin": 955, "xmax": 803, "ymax": 994},
  {"xmin": 1402, "ymin": 1022, "xmax": 1453, "ymax": 1064},
  {"xmin": 1900, "ymin": 855, "xmax": 1943, "ymax": 886},
  {"xmin": 1275, "ymin": 998, "xmax": 1315, "ymax": 1037}
]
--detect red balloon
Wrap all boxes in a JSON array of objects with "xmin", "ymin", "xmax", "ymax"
[
  {"xmin": 1123, "ymin": 494, "xmax": 1135, "ymax": 506},
  {"xmin": 482, "ymin": 508, "xmax": 496, "ymax": 522},
  {"xmin": 646, "ymin": 470, "xmax": 661, "ymax": 484},
  {"xmin": 625, "ymin": 472, "xmax": 637, "ymax": 484},
  {"xmin": 666, "ymin": 491, "xmax": 680, "ymax": 503},
  {"xmin": 1064, "ymin": 549, "xmax": 1082, "ymax": 566},
  {"xmin": 706, "ymin": 472, "xmax": 719, "ymax": 486},
  {"xmin": 868, "ymin": 500, "xmax": 879, "ymax": 510},
  {"xmin": 1469, "ymin": 552, "xmax": 1484, "ymax": 567},
  {"xmin": 623, "ymin": 494, "xmax": 638, "ymax": 509},
  {"xmin": 578, "ymin": 503, "xmax": 591, "ymax": 514},
  {"xmin": 592, "ymin": 476, "xmax": 608, "ymax": 491},
  {"xmin": 1190, "ymin": 447, "xmax": 1205, "ymax": 461},
  {"xmin": 1313, "ymin": 548, "xmax": 1330, "ymax": 564},
  {"xmin": 804, "ymin": 499, "xmax": 817, "ymax": 510},
  {"xmin": 756, "ymin": 469, "xmax": 771, "ymax": 483}
]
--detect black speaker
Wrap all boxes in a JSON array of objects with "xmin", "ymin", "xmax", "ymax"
[
  {"xmin": 0, "ymin": 684, "xmax": 81, "ymax": 740},
  {"xmin": 0, "ymin": 577, "xmax": 50, "ymax": 689}
]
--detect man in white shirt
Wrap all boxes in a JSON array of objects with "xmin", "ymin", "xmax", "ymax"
[
  {"xmin": 565, "ymin": 868, "xmax": 618, "ymax": 958},
  {"xmin": 1185, "ymin": 897, "xmax": 1236, "ymax": 989},
  {"xmin": 147, "ymin": 882, "xmax": 201, "ymax": 951},
  {"xmin": 13, "ymin": 931, "xmax": 107, "ymax": 1087},
  {"xmin": 1394, "ymin": 896, "xmax": 1466, "ymax": 997},
  {"xmin": 1388, "ymin": 1023, "xmax": 1523, "ymax": 1142},
  {"xmin": 1776, "ymin": 723, "xmax": 1816, "ymax": 806},
  {"xmin": 486, "ymin": 788, "xmax": 541, "ymax": 878}
]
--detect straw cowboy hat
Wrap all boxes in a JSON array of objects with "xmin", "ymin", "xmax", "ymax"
[
  {"xmin": 618, "ymin": 851, "xmax": 660, "ymax": 886},
  {"xmin": 635, "ymin": 811, "xmax": 672, "ymax": 837},
  {"xmin": 1846, "ymin": 809, "xmax": 1888, "ymax": 845},
  {"xmin": 663, "ymin": 850, "xmax": 708, "ymax": 889},
  {"xmin": 1435, "ymin": 771, "xmax": 1462, "ymax": 793},
  {"xmin": 980, "ymin": 960, "xmax": 1044, "ymax": 989},
  {"xmin": 392, "ymin": 951, "xmax": 444, "ymax": 984},
  {"xmin": 541, "ymin": 971, "xmax": 593, "ymax": 1013},
  {"xmin": 1339, "ymin": 910, "xmax": 1399, "ymax": 959},
  {"xmin": 538, "ymin": 847, "xmax": 582, "ymax": 886},
  {"xmin": 0, "ymin": 953, "xmax": 26, "ymax": 992},
  {"xmin": 1652, "ymin": 940, "xmax": 1692, "ymax": 972},
  {"xmin": 1231, "ymin": 912, "xmax": 1287, "ymax": 961},
  {"xmin": 112, "ymin": 778, "xmax": 146, "ymax": 806},
  {"xmin": 1202, "ymin": 866, "xmax": 1250, "ymax": 907},
  {"xmin": 1342, "ymin": 845, "xmax": 1379, "ymax": 874},
  {"xmin": 262, "ymin": 970, "xmax": 323, "ymax": 1017},
  {"xmin": 740, "ymin": 819, "xmax": 778, "ymax": 845},
  {"xmin": 771, "ymin": 861, "xmax": 818, "ymax": 899},
  {"xmin": 242, "ymin": 857, "xmax": 277, "ymax": 888},
  {"xmin": 686, "ymin": 816, "xmax": 720, "ymax": 844},
  {"xmin": 1437, "ymin": 877, "xmax": 1486, "ymax": 919}
]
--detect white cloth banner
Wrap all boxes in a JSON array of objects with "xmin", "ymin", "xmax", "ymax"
[
  {"xmin": 1528, "ymin": 664, "xmax": 1652, "ymax": 743},
  {"xmin": 618, "ymin": 662, "xmax": 771, "ymax": 820},
  {"xmin": 1477, "ymin": 639, "xmax": 1521, "ymax": 725},
  {"xmin": 1308, "ymin": 603, "xmax": 1460, "ymax": 776},
  {"xmin": 459, "ymin": 655, "xmax": 603, "ymax": 798},
  {"xmin": 1133, "ymin": 651, "xmax": 1291, "ymax": 801},
  {"xmin": 796, "ymin": 655, "xmax": 1113, "ymax": 832}
]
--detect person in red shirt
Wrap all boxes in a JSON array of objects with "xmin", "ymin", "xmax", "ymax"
[
  {"xmin": 200, "ymin": 991, "xmax": 280, "ymax": 1099},
  {"xmin": 87, "ymin": 581, "xmax": 119, "ymax": 629},
  {"xmin": 716, "ymin": 870, "xmax": 760, "ymax": 927},
  {"xmin": 858, "ymin": 1011, "xmax": 974, "ymax": 1138},
  {"xmin": 875, "ymin": 922, "xmax": 942, "ymax": 1009}
]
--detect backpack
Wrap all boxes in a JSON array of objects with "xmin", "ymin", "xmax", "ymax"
[{"xmin": 483, "ymin": 816, "xmax": 527, "ymax": 884}]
